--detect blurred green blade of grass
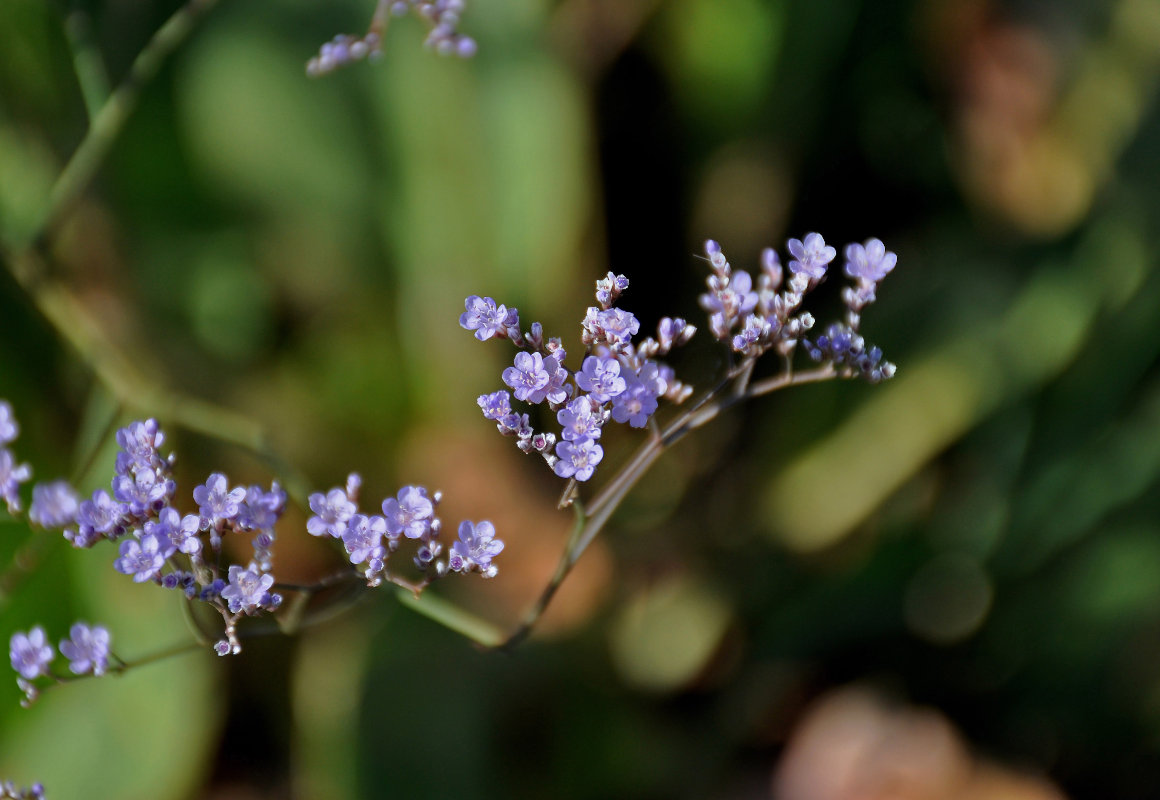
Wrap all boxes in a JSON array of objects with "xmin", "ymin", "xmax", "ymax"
[{"xmin": 763, "ymin": 215, "xmax": 1150, "ymax": 551}]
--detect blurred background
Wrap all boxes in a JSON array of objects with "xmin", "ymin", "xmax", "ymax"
[{"xmin": 1, "ymin": 0, "xmax": 1159, "ymax": 797}]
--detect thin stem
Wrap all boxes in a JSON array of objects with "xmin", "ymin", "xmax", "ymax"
[
  {"xmin": 34, "ymin": 0, "xmax": 223, "ymax": 245},
  {"xmin": 110, "ymin": 639, "xmax": 203, "ymax": 673},
  {"xmin": 63, "ymin": 8, "xmax": 111, "ymax": 122}
]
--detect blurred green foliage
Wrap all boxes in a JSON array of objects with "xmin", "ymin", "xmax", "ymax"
[{"xmin": 2, "ymin": 0, "xmax": 1160, "ymax": 797}]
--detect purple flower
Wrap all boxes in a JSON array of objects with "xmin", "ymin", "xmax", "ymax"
[
  {"xmin": 306, "ymin": 487, "xmax": 357, "ymax": 538},
  {"xmin": 575, "ymin": 355, "xmax": 627, "ymax": 403},
  {"xmin": 9, "ymin": 627, "xmax": 53, "ymax": 680},
  {"xmin": 382, "ymin": 485, "xmax": 435, "ymax": 539},
  {"xmin": 700, "ymin": 271, "xmax": 759, "ymax": 337},
  {"xmin": 459, "ymin": 296, "xmax": 513, "ymax": 341},
  {"xmin": 143, "ymin": 507, "xmax": 185, "ymax": 548},
  {"xmin": 238, "ymin": 483, "xmax": 286, "ymax": 532},
  {"xmin": 28, "ymin": 480, "xmax": 78, "ymax": 528},
  {"xmin": 114, "ymin": 419, "xmax": 165, "ymax": 475},
  {"xmin": 193, "ymin": 473, "xmax": 246, "ymax": 527},
  {"xmin": 844, "ymin": 238, "xmax": 897, "ymax": 284},
  {"xmin": 502, "ymin": 352, "xmax": 563, "ymax": 404},
  {"xmin": 611, "ymin": 369, "xmax": 660, "ymax": 428},
  {"xmin": 595, "ymin": 272, "xmax": 630, "ymax": 306},
  {"xmin": 787, "ymin": 233, "xmax": 836, "ymax": 279},
  {"xmin": 343, "ymin": 514, "xmax": 387, "ymax": 564},
  {"xmin": 558, "ymin": 397, "xmax": 603, "ymax": 441},
  {"xmin": 553, "ymin": 438, "xmax": 604, "ymax": 482},
  {"xmin": 221, "ymin": 564, "xmax": 276, "ymax": 614},
  {"xmin": 172, "ymin": 513, "xmax": 204, "ymax": 555},
  {"xmin": 0, "ymin": 448, "xmax": 31, "ymax": 513},
  {"xmin": 59, "ymin": 623, "xmax": 111, "ymax": 676},
  {"xmin": 583, "ymin": 307, "xmax": 640, "ymax": 350},
  {"xmin": 75, "ymin": 489, "xmax": 127, "ymax": 539},
  {"xmin": 113, "ymin": 532, "xmax": 173, "ymax": 583},
  {"xmin": 761, "ymin": 247, "xmax": 783, "ymax": 285},
  {"xmin": 477, "ymin": 391, "xmax": 512, "ymax": 421},
  {"xmin": 0, "ymin": 400, "xmax": 18, "ymax": 444},
  {"xmin": 732, "ymin": 315, "xmax": 772, "ymax": 353},
  {"xmin": 113, "ymin": 468, "xmax": 172, "ymax": 517},
  {"xmin": 448, "ymin": 520, "xmax": 504, "ymax": 578}
]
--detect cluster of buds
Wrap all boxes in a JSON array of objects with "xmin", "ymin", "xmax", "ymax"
[{"xmin": 307, "ymin": 0, "xmax": 476, "ymax": 77}]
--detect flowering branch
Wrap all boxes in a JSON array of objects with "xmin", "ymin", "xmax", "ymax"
[
  {"xmin": 306, "ymin": 0, "xmax": 477, "ymax": 77},
  {"xmin": 459, "ymin": 235, "xmax": 897, "ymax": 649}
]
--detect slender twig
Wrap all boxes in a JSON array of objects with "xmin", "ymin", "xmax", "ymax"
[{"xmin": 34, "ymin": 0, "xmax": 224, "ymax": 246}]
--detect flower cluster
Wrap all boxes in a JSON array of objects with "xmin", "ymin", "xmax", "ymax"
[
  {"xmin": 9, "ymin": 407, "xmax": 286, "ymax": 660},
  {"xmin": 307, "ymin": 476, "xmax": 503, "ymax": 582},
  {"xmin": 9, "ymin": 623, "xmax": 112, "ymax": 707},
  {"xmin": 307, "ymin": 0, "xmax": 475, "ymax": 77},
  {"xmin": 0, "ymin": 781, "xmax": 44, "ymax": 800},
  {"xmin": 3, "ymin": 397, "xmax": 504, "ymax": 682},
  {"xmin": 701, "ymin": 234, "xmax": 896, "ymax": 381},
  {"xmin": 461, "ymin": 274, "xmax": 696, "ymax": 482}
]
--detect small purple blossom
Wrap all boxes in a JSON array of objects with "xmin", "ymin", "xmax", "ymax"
[
  {"xmin": 844, "ymin": 238, "xmax": 897, "ymax": 284},
  {"xmin": 193, "ymin": 473, "xmax": 246, "ymax": 528},
  {"xmin": 583, "ymin": 307, "xmax": 640, "ymax": 350},
  {"xmin": 307, "ymin": 486, "xmax": 357, "ymax": 538},
  {"xmin": 343, "ymin": 514, "xmax": 387, "ymax": 564},
  {"xmin": 448, "ymin": 520, "xmax": 504, "ymax": 578},
  {"xmin": 502, "ymin": 352, "xmax": 563, "ymax": 404},
  {"xmin": 238, "ymin": 483, "xmax": 286, "ymax": 532},
  {"xmin": 75, "ymin": 489, "xmax": 127, "ymax": 539},
  {"xmin": 221, "ymin": 563, "xmax": 276, "ymax": 614},
  {"xmin": 28, "ymin": 480, "xmax": 78, "ymax": 528},
  {"xmin": 382, "ymin": 485, "xmax": 435, "ymax": 539},
  {"xmin": 460, "ymin": 296, "xmax": 513, "ymax": 341},
  {"xmin": 478, "ymin": 390, "xmax": 512, "ymax": 421},
  {"xmin": 59, "ymin": 623, "xmax": 111, "ymax": 676},
  {"xmin": 575, "ymin": 355, "xmax": 627, "ymax": 403},
  {"xmin": 558, "ymin": 397, "xmax": 603, "ymax": 441},
  {"xmin": 700, "ymin": 270, "xmax": 759, "ymax": 337},
  {"xmin": 761, "ymin": 247, "xmax": 783, "ymax": 286},
  {"xmin": 113, "ymin": 468, "xmax": 172, "ymax": 517},
  {"xmin": 0, "ymin": 449, "xmax": 31, "ymax": 514},
  {"xmin": 113, "ymin": 532, "xmax": 174, "ymax": 583},
  {"xmin": 553, "ymin": 438, "xmax": 604, "ymax": 481},
  {"xmin": 611, "ymin": 370, "xmax": 660, "ymax": 428},
  {"xmin": 114, "ymin": 419, "xmax": 165, "ymax": 475},
  {"xmin": 10, "ymin": 627, "xmax": 54, "ymax": 680},
  {"xmin": 595, "ymin": 272, "xmax": 630, "ymax": 306},
  {"xmin": 787, "ymin": 233, "xmax": 836, "ymax": 280},
  {"xmin": 0, "ymin": 401, "xmax": 17, "ymax": 444},
  {"xmin": 732, "ymin": 315, "xmax": 772, "ymax": 353},
  {"xmin": 172, "ymin": 513, "xmax": 203, "ymax": 555}
]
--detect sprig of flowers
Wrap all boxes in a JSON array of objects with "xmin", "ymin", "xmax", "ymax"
[
  {"xmin": 2, "ymin": 400, "xmax": 503, "ymax": 700},
  {"xmin": 307, "ymin": 0, "xmax": 476, "ymax": 77},
  {"xmin": 460, "ymin": 234, "xmax": 896, "ymax": 493},
  {"xmin": 460, "ymin": 274, "xmax": 696, "ymax": 486}
]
